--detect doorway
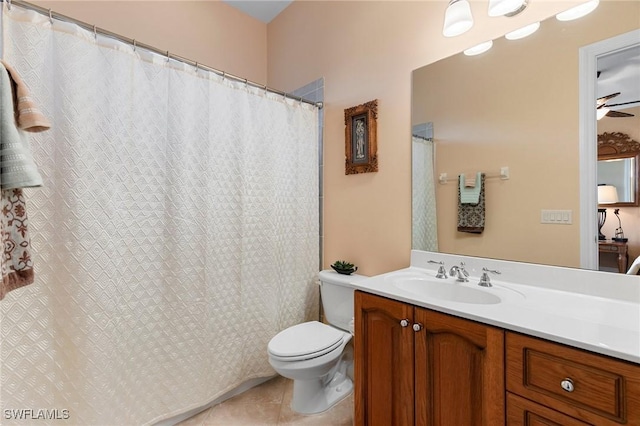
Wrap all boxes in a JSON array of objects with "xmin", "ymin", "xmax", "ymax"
[{"xmin": 579, "ymin": 29, "xmax": 640, "ymax": 271}]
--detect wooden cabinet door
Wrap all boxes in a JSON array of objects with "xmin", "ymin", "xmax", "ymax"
[
  {"xmin": 355, "ymin": 291, "xmax": 415, "ymax": 426},
  {"xmin": 415, "ymin": 308, "xmax": 505, "ymax": 426}
]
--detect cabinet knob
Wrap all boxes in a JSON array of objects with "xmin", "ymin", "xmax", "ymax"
[
  {"xmin": 412, "ymin": 323, "xmax": 423, "ymax": 332},
  {"xmin": 560, "ymin": 378, "xmax": 574, "ymax": 393},
  {"xmin": 400, "ymin": 319, "xmax": 409, "ymax": 327}
]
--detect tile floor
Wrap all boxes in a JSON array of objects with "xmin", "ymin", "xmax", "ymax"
[{"xmin": 176, "ymin": 376, "xmax": 353, "ymax": 426}]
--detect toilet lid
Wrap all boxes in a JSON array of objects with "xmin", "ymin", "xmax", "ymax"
[{"xmin": 268, "ymin": 321, "xmax": 345, "ymax": 359}]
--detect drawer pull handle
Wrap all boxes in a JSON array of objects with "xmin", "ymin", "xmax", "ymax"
[
  {"xmin": 400, "ymin": 319, "xmax": 409, "ymax": 327},
  {"xmin": 561, "ymin": 378, "xmax": 574, "ymax": 393}
]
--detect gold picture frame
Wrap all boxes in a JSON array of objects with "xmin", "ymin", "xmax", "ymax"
[{"xmin": 344, "ymin": 99, "xmax": 378, "ymax": 175}]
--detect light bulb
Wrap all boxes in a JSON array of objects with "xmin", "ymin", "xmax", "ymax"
[
  {"xmin": 488, "ymin": 0, "xmax": 525, "ymax": 17},
  {"xmin": 464, "ymin": 40, "xmax": 493, "ymax": 56},
  {"xmin": 443, "ymin": 0, "xmax": 474, "ymax": 37},
  {"xmin": 556, "ymin": 0, "xmax": 599, "ymax": 21},
  {"xmin": 597, "ymin": 107, "xmax": 609, "ymax": 120},
  {"xmin": 505, "ymin": 22, "xmax": 540, "ymax": 40}
]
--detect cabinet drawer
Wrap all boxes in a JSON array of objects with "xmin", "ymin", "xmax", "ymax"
[
  {"xmin": 507, "ymin": 393, "xmax": 589, "ymax": 426},
  {"xmin": 506, "ymin": 332, "xmax": 640, "ymax": 425}
]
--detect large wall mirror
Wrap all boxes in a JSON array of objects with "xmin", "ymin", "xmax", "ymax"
[{"xmin": 411, "ymin": 1, "xmax": 640, "ymax": 270}]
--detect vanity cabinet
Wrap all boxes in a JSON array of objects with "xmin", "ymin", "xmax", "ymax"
[
  {"xmin": 506, "ymin": 332, "xmax": 640, "ymax": 426},
  {"xmin": 354, "ymin": 291, "xmax": 505, "ymax": 426},
  {"xmin": 354, "ymin": 290, "xmax": 640, "ymax": 426}
]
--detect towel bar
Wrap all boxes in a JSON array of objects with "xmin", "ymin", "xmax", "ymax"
[{"xmin": 438, "ymin": 167, "xmax": 509, "ymax": 184}]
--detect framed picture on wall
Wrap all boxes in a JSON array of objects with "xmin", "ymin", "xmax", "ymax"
[{"xmin": 344, "ymin": 99, "xmax": 378, "ymax": 175}]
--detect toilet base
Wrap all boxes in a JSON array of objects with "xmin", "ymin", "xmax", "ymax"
[{"xmin": 290, "ymin": 368, "xmax": 353, "ymax": 415}]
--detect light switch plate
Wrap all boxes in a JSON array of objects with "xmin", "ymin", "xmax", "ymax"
[{"xmin": 541, "ymin": 209, "xmax": 572, "ymax": 224}]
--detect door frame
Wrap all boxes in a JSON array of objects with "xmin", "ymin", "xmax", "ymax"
[{"xmin": 579, "ymin": 29, "xmax": 640, "ymax": 270}]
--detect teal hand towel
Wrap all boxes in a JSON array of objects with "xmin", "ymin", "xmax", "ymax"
[
  {"xmin": 0, "ymin": 63, "xmax": 43, "ymax": 189},
  {"xmin": 459, "ymin": 172, "xmax": 482, "ymax": 204},
  {"xmin": 458, "ymin": 173, "xmax": 485, "ymax": 234}
]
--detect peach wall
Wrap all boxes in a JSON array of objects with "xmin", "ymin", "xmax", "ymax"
[
  {"xmin": 267, "ymin": 1, "xmax": 587, "ymax": 275},
  {"xmin": 32, "ymin": 0, "xmax": 268, "ymax": 83},
  {"xmin": 599, "ymin": 106, "xmax": 640, "ymax": 265}
]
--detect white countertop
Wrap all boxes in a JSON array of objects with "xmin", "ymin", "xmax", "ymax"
[{"xmin": 349, "ymin": 250, "xmax": 640, "ymax": 364}]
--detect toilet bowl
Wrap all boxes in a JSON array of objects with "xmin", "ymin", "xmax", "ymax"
[{"xmin": 267, "ymin": 270, "xmax": 366, "ymax": 415}]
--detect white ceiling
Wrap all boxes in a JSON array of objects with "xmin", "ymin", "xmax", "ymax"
[
  {"xmin": 223, "ymin": 0, "xmax": 293, "ymax": 23},
  {"xmin": 597, "ymin": 45, "xmax": 640, "ymax": 111}
]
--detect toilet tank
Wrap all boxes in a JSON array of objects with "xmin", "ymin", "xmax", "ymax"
[{"xmin": 318, "ymin": 270, "xmax": 368, "ymax": 332}]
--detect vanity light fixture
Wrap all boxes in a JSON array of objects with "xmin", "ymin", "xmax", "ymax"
[
  {"xmin": 464, "ymin": 40, "xmax": 494, "ymax": 56},
  {"xmin": 443, "ymin": 0, "xmax": 474, "ymax": 37},
  {"xmin": 488, "ymin": 0, "xmax": 527, "ymax": 17},
  {"xmin": 556, "ymin": 0, "xmax": 600, "ymax": 21},
  {"xmin": 505, "ymin": 22, "xmax": 540, "ymax": 40}
]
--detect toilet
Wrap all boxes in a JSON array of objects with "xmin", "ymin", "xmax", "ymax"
[{"xmin": 267, "ymin": 269, "xmax": 366, "ymax": 415}]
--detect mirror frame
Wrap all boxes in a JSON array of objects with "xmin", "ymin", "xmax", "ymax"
[{"xmin": 597, "ymin": 132, "xmax": 640, "ymax": 207}]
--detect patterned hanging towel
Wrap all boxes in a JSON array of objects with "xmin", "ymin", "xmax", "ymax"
[
  {"xmin": 1, "ymin": 189, "xmax": 34, "ymax": 300},
  {"xmin": 457, "ymin": 173, "xmax": 485, "ymax": 234},
  {"xmin": 0, "ymin": 61, "xmax": 47, "ymax": 299}
]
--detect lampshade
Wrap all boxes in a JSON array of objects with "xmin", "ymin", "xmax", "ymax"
[
  {"xmin": 505, "ymin": 22, "xmax": 540, "ymax": 40},
  {"xmin": 598, "ymin": 185, "xmax": 619, "ymax": 204},
  {"xmin": 488, "ymin": 0, "xmax": 525, "ymax": 17},
  {"xmin": 443, "ymin": 0, "xmax": 474, "ymax": 37},
  {"xmin": 464, "ymin": 40, "xmax": 493, "ymax": 56},
  {"xmin": 556, "ymin": 0, "xmax": 600, "ymax": 21}
]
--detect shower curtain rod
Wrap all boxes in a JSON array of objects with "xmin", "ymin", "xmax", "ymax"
[{"xmin": 1, "ymin": 0, "xmax": 323, "ymax": 109}]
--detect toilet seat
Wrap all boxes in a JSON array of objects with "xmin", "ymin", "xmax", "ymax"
[{"xmin": 268, "ymin": 321, "xmax": 346, "ymax": 362}]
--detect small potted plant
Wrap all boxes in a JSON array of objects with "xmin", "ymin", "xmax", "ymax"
[{"xmin": 331, "ymin": 260, "xmax": 357, "ymax": 275}]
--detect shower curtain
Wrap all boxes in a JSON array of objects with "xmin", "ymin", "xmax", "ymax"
[
  {"xmin": 412, "ymin": 136, "xmax": 438, "ymax": 251},
  {"xmin": 0, "ymin": 6, "xmax": 318, "ymax": 425}
]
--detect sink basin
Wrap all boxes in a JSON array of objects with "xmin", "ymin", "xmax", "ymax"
[{"xmin": 394, "ymin": 278, "xmax": 502, "ymax": 305}]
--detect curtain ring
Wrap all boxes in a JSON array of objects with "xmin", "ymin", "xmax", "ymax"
[
  {"xmin": 244, "ymin": 78, "xmax": 248, "ymax": 88},
  {"xmin": 93, "ymin": 25, "xmax": 98, "ymax": 40},
  {"xmin": 166, "ymin": 51, "xmax": 170, "ymax": 62},
  {"xmin": 132, "ymin": 39, "xmax": 137, "ymax": 52},
  {"xmin": 263, "ymin": 84, "xmax": 268, "ymax": 96},
  {"xmin": 7, "ymin": 0, "xmax": 11, "ymax": 11},
  {"xmin": 194, "ymin": 62, "xmax": 199, "ymax": 72},
  {"xmin": 48, "ymin": 9, "xmax": 53, "ymax": 24},
  {"xmin": 222, "ymin": 71, "xmax": 226, "ymax": 80}
]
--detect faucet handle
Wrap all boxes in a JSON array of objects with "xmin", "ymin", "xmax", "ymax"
[
  {"xmin": 478, "ymin": 267, "xmax": 501, "ymax": 287},
  {"xmin": 428, "ymin": 260, "xmax": 448, "ymax": 279},
  {"xmin": 459, "ymin": 262, "xmax": 469, "ymax": 277}
]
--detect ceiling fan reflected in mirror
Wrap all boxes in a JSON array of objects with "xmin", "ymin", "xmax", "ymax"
[{"xmin": 596, "ymin": 92, "xmax": 637, "ymax": 119}]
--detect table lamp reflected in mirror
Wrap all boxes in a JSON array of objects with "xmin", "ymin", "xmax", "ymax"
[{"xmin": 597, "ymin": 184, "xmax": 619, "ymax": 240}]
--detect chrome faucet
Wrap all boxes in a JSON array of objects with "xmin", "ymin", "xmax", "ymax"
[
  {"xmin": 449, "ymin": 262, "xmax": 469, "ymax": 282},
  {"xmin": 428, "ymin": 260, "xmax": 448, "ymax": 279},
  {"xmin": 478, "ymin": 267, "xmax": 501, "ymax": 287}
]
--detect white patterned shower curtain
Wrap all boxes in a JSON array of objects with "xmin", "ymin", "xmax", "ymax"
[
  {"xmin": 412, "ymin": 136, "xmax": 438, "ymax": 251},
  {"xmin": 0, "ymin": 6, "xmax": 318, "ymax": 425}
]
